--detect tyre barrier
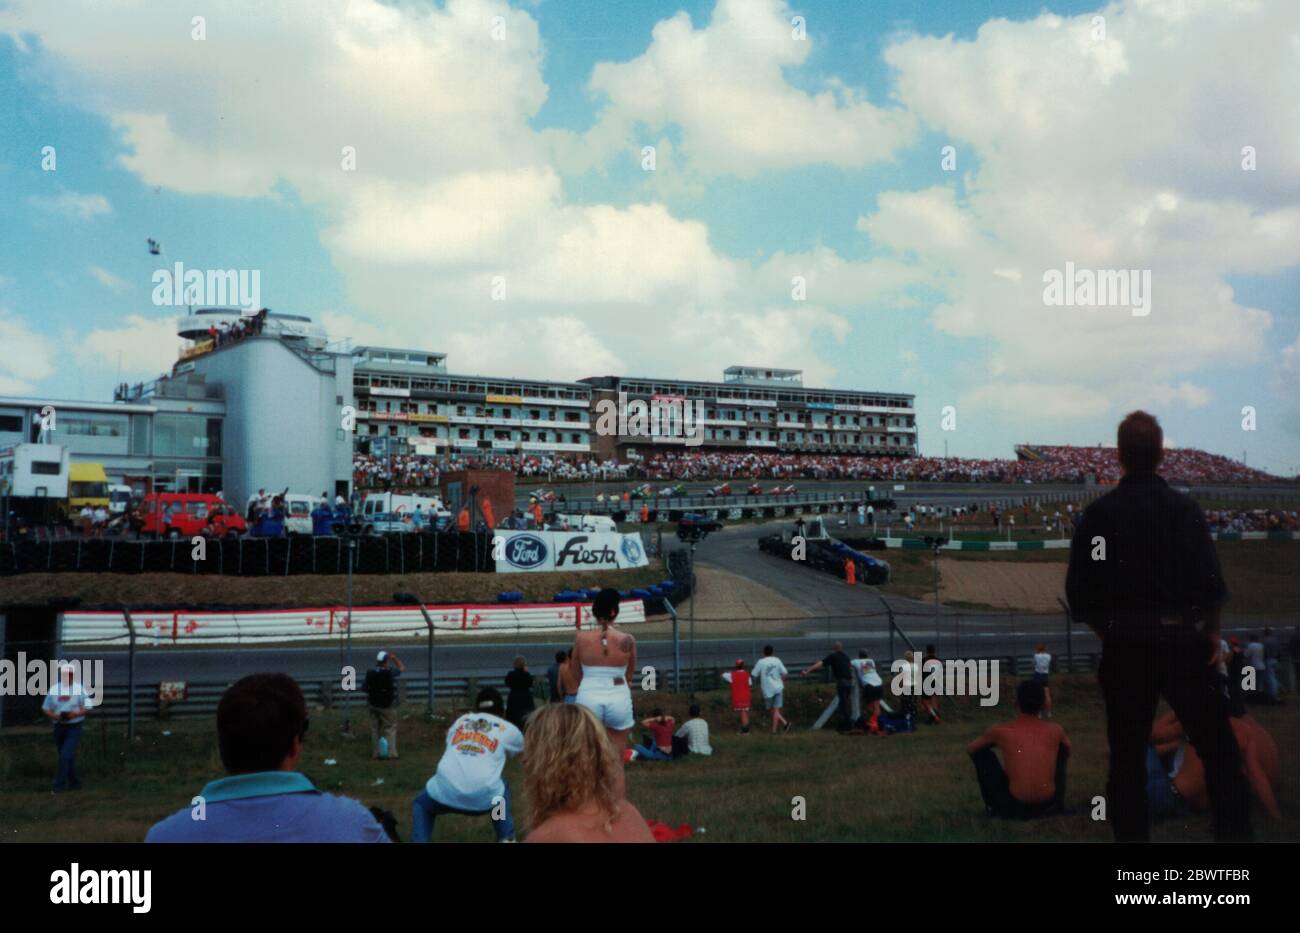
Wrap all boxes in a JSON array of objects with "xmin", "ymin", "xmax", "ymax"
[{"xmin": 0, "ymin": 532, "xmax": 495, "ymax": 576}]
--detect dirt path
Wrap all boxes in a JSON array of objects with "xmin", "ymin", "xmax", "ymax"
[
  {"xmin": 937, "ymin": 558, "xmax": 1067, "ymax": 612},
  {"xmin": 674, "ymin": 564, "xmax": 812, "ymax": 628}
]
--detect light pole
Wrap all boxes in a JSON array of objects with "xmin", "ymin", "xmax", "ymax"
[
  {"xmin": 335, "ymin": 518, "xmax": 366, "ymax": 735},
  {"xmin": 394, "ymin": 592, "xmax": 436, "ymax": 718}
]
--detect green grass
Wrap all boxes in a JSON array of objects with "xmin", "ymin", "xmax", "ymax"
[
  {"xmin": 3, "ymin": 675, "xmax": 1297, "ymax": 842},
  {"xmin": 878, "ymin": 541, "xmax": 1297, "ymax": 615}
]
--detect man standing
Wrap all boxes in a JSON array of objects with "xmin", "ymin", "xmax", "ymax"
[
  {"xmin": 43, "ymin": 663, "xmax": 89, "ymax": 792},
  {"xmin": 801, "ymin": 641, "xmax": 856, "ymax": 733},
  {"xmin": 1066, "ymin": 411, "xmax": 1250, "ymax": 841},
  {"xmin": 363, "ymin": 650, "xmax": 405, "ymax": 760},
  {"xmin": 751, "ymin": 645, "xmax": 791, "ymax": 733}
]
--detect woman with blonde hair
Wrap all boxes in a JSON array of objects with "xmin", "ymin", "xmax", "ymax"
[{"xmin": 523, "ymin": 703, "xmax": 653, "ymax": 843}]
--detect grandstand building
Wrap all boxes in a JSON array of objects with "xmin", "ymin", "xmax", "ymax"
[
  {"xmin": 350, "ymin": 347, "xmax": 594, "ymax": 460},
  {"xmin": 581, "ymin": 366, "xmax": 917, "ymax": 459},
  {"xmin": 2, "ymin": 311, "xmax": 918, "ymax": 505}
]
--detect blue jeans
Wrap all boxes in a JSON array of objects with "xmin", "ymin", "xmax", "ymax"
[
  {"xmin": 53, "ymin": 722, "xmax": 83, "ymax": 790},
  {"xmin": 1146, "ymin": 747, "xmax": 1190, "ymax": 820},
  {"xmin": 636, "ymin": 741, "xmax": 673, "ymax": 761},
  {"xmin": 411, "ymin": 785, "xmax": 514, "ymax": 842}
]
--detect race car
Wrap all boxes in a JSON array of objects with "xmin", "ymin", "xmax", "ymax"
[
  {"xmin": 766, "ymin": 485, "xmax": 784, "ymax": 495},
  {"xmin": 659, "ymin": 483, "xmax": 686, "ymax": 497},
  {"xmin": 706, "ymin": 482, "xmax": 732, "ymax": 497},
  {"xmin": 676, "ymin": 511, "xmax": 723, "ymax": 541},
  {"xmin": 628, "ymin": 483, "xmax": 656, "ymax": 499},
  {"xmin": 530, "ymin": 489, "xmax": 559, "ymax": 503},
  {"xmin": 747, "ymin": 482, "xmax": 763, "ymax": 495}
]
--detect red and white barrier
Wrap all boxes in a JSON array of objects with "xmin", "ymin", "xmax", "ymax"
[{"xmin": 60, "ymin": 599, "xmax": 647, "ymax": 647}]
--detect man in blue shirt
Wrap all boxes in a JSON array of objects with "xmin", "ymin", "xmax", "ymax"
[
  {"xmin": 146, "ymin": 673, "xmax": 388, "ymax": 842},
  {"xmin": 311, "ymin": 497, "xmax": 335, "ymax": 536}
]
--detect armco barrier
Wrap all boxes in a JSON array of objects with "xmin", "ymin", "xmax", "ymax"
[
  {"xmin": 84, "ymin": 653, "xmax": 1104, "ymax": 721},
  {"xmin": 59, "ymin": 598, "xmax": 649, "ymax": 647}
]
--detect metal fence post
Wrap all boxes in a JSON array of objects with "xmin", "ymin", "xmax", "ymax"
[
  {"xmin": 663, "ymin": 598, "xmax": 681, "ymax": 692},
  {"xmin": 1057, "ymin": 596, "xmax": 1073, "ymax": 671},
  {"xmin": 122, "ymin": 606, "xmax": 137, "ymax": 741}
]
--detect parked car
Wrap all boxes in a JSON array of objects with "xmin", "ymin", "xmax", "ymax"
[
  {"xmin": 363, "ymin": 512, "xmax": 417, "ymax": 535},
  {"xmin": 137, "ymin": 493, "xmax": 247, "ymax": 539}
]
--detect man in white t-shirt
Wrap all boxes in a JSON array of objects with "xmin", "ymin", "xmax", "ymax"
[
  {"xmin": 413, "ymin": 688, "xmax": 523, "ymax": 842},
  {"xmin": 851, "ymin": 651, "xmax": 886, "ymax": 733},
  {"xmin": 751, "ymin": 645, "xmax": 790, "ymax": 733},
  {"xmin": 43, "ymin": 663, "xmax": 90, "ymax": 792},
  {"xmin": 674, "ymin": 705, "xmax": 713, "ymax": 756}
]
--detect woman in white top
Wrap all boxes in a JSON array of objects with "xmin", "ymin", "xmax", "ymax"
[
  {"xmin": 1033, "ymin": 643, "xmax": 1053, "ymax": 717},
  {"xmin": 572, "ymin": 588, "xmax": 637, "ymax": 753}
]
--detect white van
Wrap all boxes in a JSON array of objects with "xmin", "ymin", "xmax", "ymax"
[
  {"xmin": 554, "ymin": 513, "xmax": 617, "ymax": 533},
  {"xmin": 108, "ymin": 484, "xmax": 134, "ymax": 515},
  {"xmin": 283, "ymin": 494, "xmax": 324, "ymax": 535},
  {"xmin": 361, "ymin": 492, "xmax": 450, "ymax": 521}
]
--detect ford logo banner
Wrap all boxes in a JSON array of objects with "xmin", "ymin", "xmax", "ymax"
[{"xmin": 504, "ymin": 534, "xmax": 548, "ymax": 570}]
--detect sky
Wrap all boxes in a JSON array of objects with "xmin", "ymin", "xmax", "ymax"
[{"xmin": 0, "ymin": 0, "xmax": 1297, "ymax": 474}]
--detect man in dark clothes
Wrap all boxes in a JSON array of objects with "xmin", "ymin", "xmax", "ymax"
[
  {"xmin": 363, "ymin": 650, "xmax": 405, "ymax": 760},
  {"xmin": 1066, "ymin": 411, "xmax": 1250, "ymax": 841},
  {"xmin": 801, "ymin": 641, "xmax": 856, "ymax": 733}
]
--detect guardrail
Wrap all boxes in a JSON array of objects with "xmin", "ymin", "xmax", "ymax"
[{"xmin": 79, "ymin": 652, "xmax": 1102, "ymax": 722}]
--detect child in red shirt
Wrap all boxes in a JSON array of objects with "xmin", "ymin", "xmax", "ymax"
[{"xmin": 722, "ymin": 660, "xmax": 753, "ymax": 734}]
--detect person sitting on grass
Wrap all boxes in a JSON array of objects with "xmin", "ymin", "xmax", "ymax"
[
  {"xmin": 1147, "ymin": 704, "xmax": 1281, "ymax": 822},
  {"xmin": 720, "ymin": 659, "xmax": 753, "ymax": 734},
  {"xmin": 637, "ymin": 709, "xmax": 676, "ymax": 760},
  {"xmin": 412, "ymin": 687, "xmax": 523, "ymax": 843},
  {"xmin": 673, "ymin": 704, "xmax": 713, "ymax": 757},
  {"xmin": 966, "ymin": 680, "xmax": 1070, "ymax": 820},
  {"xmin": 523, "ymin": 703, "xmax": 654, "ymax": 843},
  {"xmin": 145, "ymin": 673, "xmax": 389, "ymax": 842}
]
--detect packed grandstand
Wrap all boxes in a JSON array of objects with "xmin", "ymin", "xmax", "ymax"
[{"xmin": 353, "ymin": 444, "xmax": 1286, "ymax": 490}]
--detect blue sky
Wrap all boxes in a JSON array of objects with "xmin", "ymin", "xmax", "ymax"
[{"xmin": 0, "ymin": 0, "xmax": 1297, "ymax": 474}]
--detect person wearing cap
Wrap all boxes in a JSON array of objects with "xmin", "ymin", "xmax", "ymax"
[
  {"xmin": 363, "ymin": 650, "xmax": 405, "ymax": 760},
  {"xmin": 43, "ymin": 662, "xmax": 90, "ymax": 792},
  {"xmin": 720, "ymin": 659, "xmax": 754, "ymax": 734},
  {"xmin": 413, "ymin": 687, "xmax": 523, "ymax": 842}
]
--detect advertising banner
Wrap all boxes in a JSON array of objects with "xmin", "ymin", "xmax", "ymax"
[{"xmin": 494, "ymin": 530, "xmax": 650, "ymax": 573}]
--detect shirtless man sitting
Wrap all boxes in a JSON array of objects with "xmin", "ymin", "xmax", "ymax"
[
  {"xmin": 967, "ymin": 680, "xmax": 1070, "ymax": 819},
  {"xmin": 1147, "ymin": 705, "xmax": 1281, "ymax": 821}
]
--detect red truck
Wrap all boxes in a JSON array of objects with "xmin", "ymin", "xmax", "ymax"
[{"xmin": 136, "ymin": 493, "xmax": 247, "ymax": 539}]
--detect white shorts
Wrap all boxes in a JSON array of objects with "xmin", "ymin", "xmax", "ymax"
[{"xmin": 575, "ymin": 682, "xmax": 634, "ymax": 732}]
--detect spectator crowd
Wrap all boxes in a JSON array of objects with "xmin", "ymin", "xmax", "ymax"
[{"xmin": 354, "ymin": 444, "xmax": 1286, "ymax": 491}]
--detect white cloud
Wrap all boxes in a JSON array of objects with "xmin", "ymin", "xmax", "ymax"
[
  {"xmin": 27, "ymin": 191, "xmax": 111, "ymax": 221},
  {"xmin": 861, "ymin": 0, "xmax": 1300, "ymax": 419},
  {"xmin": 553, "ymin": 0, "xmax": 916, "ymax": 176},
  {"xmin": 88, "ymin": 266, "xmax": 129, "ymax": 292},
  {"xmin": 74, "ymin": 315, "xmax": 180, "ymax": 375},
  {"xmin": 0, "ymin": 311, "xmax": 56, "ymax": 394}
]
